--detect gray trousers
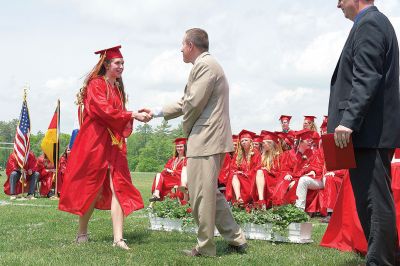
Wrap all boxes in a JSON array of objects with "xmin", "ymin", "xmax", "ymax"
[
  {"xmin": 10, "ymin": 170, "xmax": 39, "ymax": 195},
  {"xmin": 187, "ymin": 153, "xmax": 246, "ymax": 256}
]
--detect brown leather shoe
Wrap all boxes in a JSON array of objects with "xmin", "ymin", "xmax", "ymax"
[{"xmin": 182, "ymin": 248, "xmax": 202, "ymax": 257}]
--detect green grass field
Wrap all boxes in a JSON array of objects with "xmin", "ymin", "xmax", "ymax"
[{"xmin": 0, "ymin": 171, "xmax": 364, "ymax": 265}]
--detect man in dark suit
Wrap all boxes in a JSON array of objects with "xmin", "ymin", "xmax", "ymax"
[{"xmin": 327, "ymin": 0, "xmax": 400, "ymax": 265}]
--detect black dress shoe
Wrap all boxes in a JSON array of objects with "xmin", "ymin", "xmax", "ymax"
[
  {"xmin": 182, "ymin": 248, "xmax": 202, "ymax": 257},
  {"xmin": 228, "ymin": 243, "xmax": 248, "ymax": 254},
  {"xmin": 149, "ymin": 196, "xmax": 161, "ymax": 202}
]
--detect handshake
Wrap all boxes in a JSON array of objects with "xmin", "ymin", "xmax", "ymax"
[{"xmin": 132, "ymin": 108, "xmax": 154, "ymax": 123}]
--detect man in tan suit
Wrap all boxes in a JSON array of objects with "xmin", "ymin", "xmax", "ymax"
[{"xmin": 144, "ymin": 28, "xmax": 246, "ymax": 256}]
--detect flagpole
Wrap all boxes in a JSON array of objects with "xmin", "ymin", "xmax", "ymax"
[
  {"xmin": 20, "ymin": 86, "xmax": 28, "ymax": 199},
  {"xmin": 54, "ymin": 99, "xmax": 60, "ymax": 199}
]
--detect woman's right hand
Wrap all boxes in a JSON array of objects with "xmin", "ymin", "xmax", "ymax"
[{"xmin": 133, "ymin": 111, "xmax": 152, "ymax": 122}]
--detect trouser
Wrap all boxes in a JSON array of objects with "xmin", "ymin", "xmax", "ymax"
[
  {"xmin": 10, "ymin": 170, "xmax": 39, "ymax": 195},
  {"xmin": 349, "ymin": 148, "xmax": 397, "ymax": 266},
  {"xmin": 187, "ymin": 153, "xmax": 246, "ymax": 256},
  {"xmin": 295, "ymin": 175, "xmax": 324, "ymax": 210}
]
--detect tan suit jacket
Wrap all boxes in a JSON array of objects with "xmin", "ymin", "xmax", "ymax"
[{"xmin": 163, "ymin": 52, "xmax": 234, "ymax": 158}]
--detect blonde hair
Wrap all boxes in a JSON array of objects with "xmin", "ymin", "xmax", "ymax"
[
  {"xmin": 236, "ymin": 139, "xmax": 254, "ymax": 167},
  {"xmin": 261, "ymin": 141, "xmax": 281, "ymax": 171},
  {"xmin": 76, "ymin": 54, "xmax": 127, "ymax": 108}
]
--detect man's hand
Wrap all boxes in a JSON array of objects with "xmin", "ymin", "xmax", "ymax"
[
  {"xmin": 138, "ymin": 108, "xmax": 154, "ymax": 118},
  {"xmin": 334, "ymin": 125, "xmax": 353, "ymax": 149},
  {"xmin": 133, "ymin": 111, "xmax": 152, "ymax": 122}
]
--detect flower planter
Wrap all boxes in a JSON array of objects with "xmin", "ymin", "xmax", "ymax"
[
  {"xmin": 243, "ymin": 222, "xmax": 313, "ymax": 243},
  {"xmin": 149, "ymin": 214, "xmax": 220, "ymax": 236},
  {"xmin": 149, "ymin": 214, "xmax": 182, "ymax": 232},
  {"xmin": 243, "ymin": 223, "xmax": 273, "ymax": 240}
]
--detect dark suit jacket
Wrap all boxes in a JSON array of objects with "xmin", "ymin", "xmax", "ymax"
[{"xmin": 327, "ymin": 6, "xmax": 400, "ymax": 148}]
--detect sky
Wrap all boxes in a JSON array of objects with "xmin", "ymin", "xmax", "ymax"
[{"xmin": 1, "ymin": 0, "xmax": 399, "ymax": 135}]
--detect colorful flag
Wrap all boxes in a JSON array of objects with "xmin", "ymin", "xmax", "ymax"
[
  {"xmin": 13, "ymin": 100, "xmax": 31, "ymax": 168},
  {"xmin": 41, "ymin": 101, "xmax": 60, "ymax": 165}
]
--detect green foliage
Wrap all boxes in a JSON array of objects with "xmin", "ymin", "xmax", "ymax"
[
  {"xmin": 0, "ymin": 171, "xmax": 365, "ymax": 265},
  {"xmin": 150, "ymin": 196, "xmax": 194, "ymax": 227},
  {"xmin": 232, "ymin": 204, "xmax": 310, "ymax": 237}
]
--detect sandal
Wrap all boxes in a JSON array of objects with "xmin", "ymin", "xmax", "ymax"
[
  {"xmin": 75, "ymin": 233, "xmax": 89, "ymax": 244},
  {"xmin": 113, "ymin": 239, "xmax": 130, "ymax": 250}
]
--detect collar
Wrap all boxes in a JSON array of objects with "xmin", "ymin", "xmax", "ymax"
[
  {"xmin": 194, "ymin": 51, "xmax": 210, "ymax": 64},
  {"xmin": 354, "ymin": 5, "xmax": 374, "ymax": 24}
]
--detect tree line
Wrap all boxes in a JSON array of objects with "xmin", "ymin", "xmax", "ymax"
[{"xmin": 0, "ymin": 119, "xmax": 184, "ymax": 172}]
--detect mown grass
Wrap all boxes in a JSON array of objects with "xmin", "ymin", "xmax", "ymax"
[{"xmin": 0, "ymin": 171, "xmax": 364, "ymax": 265}]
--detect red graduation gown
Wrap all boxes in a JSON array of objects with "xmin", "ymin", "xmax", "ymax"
[
  {"xmin": 36, "ymin": 155, "xmax": 55, "ymax": 196},
  {"xmin": 218, "ymin": 153, "xmax": 232, "ymax": 187},
  {"xmin": 59, "ymin": 77, "xmax": 144, "ymax": 216},
  {"xmin": 4, "ymin": 151, "xmax": 37, "ymax": 195},
  {"xmin": 151, "ymin": 157, "xmax": 187, "ymax": 199},
  {"xmin": 226, "ymin": 149, "xmax": 261, "ymax": 204},
  {"xmin": 320, "ymin": 163, "xmax": 400, "ymax": 254}
]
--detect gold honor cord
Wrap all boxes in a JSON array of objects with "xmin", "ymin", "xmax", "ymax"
[{"xmin": 107, "ymin": 128, "xmax": 123, "ymax": 150}]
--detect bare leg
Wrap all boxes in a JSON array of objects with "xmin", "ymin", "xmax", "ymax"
[
  {"xmin": 152, "ymin": 173, "xmax": 161, "ymax": 198},
  {"xmin": 110, "ymin": 175, "xmax": 125, "ymax": 241},
  {"xmin": 255, "ymin": 170, "xmax": 265, "ymax": 201},
  {"xmin": 232, "ymin": 175, "xmax": 241, "ymax": 200},
  {"xmin": 78, "ymin": 193, "xmax": 99, "ymax": 235}
]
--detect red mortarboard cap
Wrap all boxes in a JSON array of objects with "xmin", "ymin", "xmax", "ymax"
[
  {"xmin": 232, "ymin": 134, "xmax": 238, "ymax": 141},
  {"xmin": 94, "ymin": 45, "xmax": 123, "ymax": 60},
  {"xmin": 279, "ymin": 115, "xmax": 292, "ymax": 122},
  {"xmin": 295, "ymin": 129, "xmax": 314, "ymax": 141},
  {"xmin": 174, "ymin": 138, "xmax": 187, "ymax": 145},
  {"xmin": 304, "ymin": 115, "xmax": 316, "ymax": 122},
  {"xmin": 253, "ymin": 135, "xmax": 263, "ymax": 143},
  {"xmin": 239, "ymin": 129, "xmax": 256, "ymax": 140},
  {"xmin": 261, "ymin": 130, "xmax": 280, "ymax": 144},
  {"xmin": 320, "ymin": 115, "xmax": 328, "ymax": 128}
]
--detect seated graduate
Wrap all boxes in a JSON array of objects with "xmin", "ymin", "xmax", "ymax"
[
  {"xmin": 226, "ymin": 130, "xmax": 261, "ymax": 205},
  {"xmin": 252, "ymin": 135, "xmax": 263, "ymax": 153},
  {"xmin": 4, "ymin": 150, "xmax": 39, "ymax": 200},
  {"xmin": 253, "ymin": 131, "xmax": 283, "ymax": 208},
  {"xmin": 36, "ymin": 153, "xmax": 56, "ymax": 198},
  {"xmin": 272, "ymin": 129, "xmax": 323, "ymax": 207},
  {"xmin": 57, "ymin": 146, "xmax": 71, "ymax": 197},
  {"xmin": 150, "ymin": 138, "xmax": 187, "ymax": 202},
  {"xmin": 218, "ymin": 135, "xmax": 238, "ymax": 193}
]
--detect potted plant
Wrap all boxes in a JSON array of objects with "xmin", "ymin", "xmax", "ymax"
[{"xmin": 232, "ymin": 204, "xmax": 312, "ymax": 243}]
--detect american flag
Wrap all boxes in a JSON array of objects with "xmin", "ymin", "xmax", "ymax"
[{"xmin": 13, "ymin": 100, "xmax": 31, "ymax": 168}]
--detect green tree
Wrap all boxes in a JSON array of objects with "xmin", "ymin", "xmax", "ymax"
[{"xmin": 127, "ymin": 124, "xmax": 153, "ymax": 170}]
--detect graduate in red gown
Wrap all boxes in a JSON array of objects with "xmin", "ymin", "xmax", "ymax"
[
  {"xmin": 57, "ymin": 147, "xmax": 70, "ymax": 196},
  {"xmin": 303, "ymin": 115, "xmax": 320, "ymax": 135},
  {"xmin": 4, "ymin": 150, "xmax": 39, "ymax": 199},
  {"xmin": 150, "ymin": 138, "xmax": 187, "ymax": 201},
  {"xmin": 252, "ymin": 135, "xmax": 263, "ymax": 154},
  {"xmin": 59, "ymin": 45, "xmax": 149, "ymax": 250},
  {"xmin": 272, "ymin": 130, "xmax": 323, "ymax": 207},
  {"xmin": 253, "ymin": 131, "xmax": 283, "ymax": 208},
  {"xmin": 218, "ymin": 135, "xmax": 237, "ymax": 191},
  {"xmin": 36, "ymin": 153, "xmax": 55, "ymax": 197},
  {"xmin": 226, "ymin": 130, "xmax": 261, "ymax": 205},
  {"xmin": 278, "ymin": 115, "xmax": 295, "ymax": 148}
]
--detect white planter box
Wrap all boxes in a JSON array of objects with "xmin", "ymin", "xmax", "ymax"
[
  {"xmin": 149, "ymin": 214, "xmax": 220, "ymax": 236},
  {"xmin": 149, "ymin": 215, "xmax": 182, "ymax": 232},
  {"xmin": 243, "ymin": 222, "xmax": 313, "ymax": 243}
]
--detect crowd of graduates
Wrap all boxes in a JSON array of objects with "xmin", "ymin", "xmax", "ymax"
[
  {"xmin": 149, "ymin": 115, "xmax": 345, "ymax": 220},
  {"xmin": 3, "ymin": 147, "xmax": 70, "ymax": 200}
]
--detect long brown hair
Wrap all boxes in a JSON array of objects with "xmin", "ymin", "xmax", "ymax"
[{"xmin": 76, "ymin": 54, "xmax": 127, "ymax": 108}]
